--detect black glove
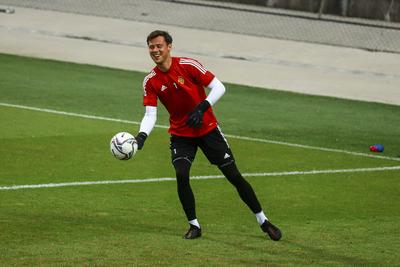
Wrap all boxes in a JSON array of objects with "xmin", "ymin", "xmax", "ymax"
[
  {"xmin": 186, "ymin": 100, "xmax": 211, "ymax": 128},
  {"xmin": 135, "ymin": 132, "xmax": 148, "ymax": 150}
]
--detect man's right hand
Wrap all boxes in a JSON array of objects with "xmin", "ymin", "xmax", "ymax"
[{"xmin": 135, "ymin": 132, "xmax": 148, "ymax": 150}]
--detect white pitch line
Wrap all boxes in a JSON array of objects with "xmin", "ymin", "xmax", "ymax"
[
  {"xmin": 223, "ymin": 134, "xmax": 400, "ymax": 161},
  {"xmin": 1, "ymin": 102, "xmax": 399, "ymax": 162},
  {"xmin": 1, "ymin": 166, "xmax": 399, "ymax": 191}
]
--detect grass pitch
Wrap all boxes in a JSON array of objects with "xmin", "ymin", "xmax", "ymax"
[{"xmin": 0, "ymin": 53, "xmax": 400, "ymax": 266}]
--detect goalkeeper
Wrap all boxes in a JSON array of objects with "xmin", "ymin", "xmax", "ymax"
[{"xmin": 136, "ymin": 30, "xmax": 282, "ymax": 240}]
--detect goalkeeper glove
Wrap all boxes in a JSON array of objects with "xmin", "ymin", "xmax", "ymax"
[
  {"xmin": 135, "ymin": 132, "xmax": 148, "ymax": 150},
  {"xmin": 186, "ymin": 100, "xmax": 211, "ymax": 128}
]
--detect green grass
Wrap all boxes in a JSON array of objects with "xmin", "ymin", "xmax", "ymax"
[
  {"xmin": 1, "ymin": 53, "xmax": 399, "ymax": 157},
  {"xmin": 1, "ymin": 53, "xmax": 400, "ymax": 266}
]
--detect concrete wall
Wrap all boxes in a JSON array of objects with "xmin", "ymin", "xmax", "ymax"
[
  {"xmin": 211, "ymin": 0, "xmax": 400, "ymax": 22},
  {"xmin": 347, "ymin": 0, "xmax": 400, "ymax": 22}
]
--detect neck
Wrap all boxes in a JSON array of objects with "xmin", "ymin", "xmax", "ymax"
[{"xmin": 157, "ymin": 57, "xmax": 172, "ymax": 72}]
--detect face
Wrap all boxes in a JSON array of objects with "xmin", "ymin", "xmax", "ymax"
[{"xmin": 148, "ymin": 36, "xmax": 172, "ymax": 67}]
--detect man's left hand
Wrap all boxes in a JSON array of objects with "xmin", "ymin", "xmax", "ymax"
[{"xmin": 186, "ymin": 100, "xmax": 211, "ymax": 128}]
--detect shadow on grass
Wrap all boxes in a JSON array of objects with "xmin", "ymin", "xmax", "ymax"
[
  {"xmin": 200, "ymin": 229, "xmax": 379, "ymax": 266},
  {"xmin": 285, "ymin": 239, "xmax": 380, "ymax": 266}
]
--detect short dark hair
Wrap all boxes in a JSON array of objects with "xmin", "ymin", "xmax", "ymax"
[{"xmin": 147, "ymin": 30, "xmax": 173, "ymax": 45}]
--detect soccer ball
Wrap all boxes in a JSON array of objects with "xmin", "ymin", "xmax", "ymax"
[{"xmin": 110, "ymin": 132, "xmax": 138, "ymax": 160}]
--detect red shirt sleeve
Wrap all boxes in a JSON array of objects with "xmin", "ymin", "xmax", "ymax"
[
  {"xmin": 180, "ymin": 58, "xmax": 215, "ymax": 87},
  {"xmin": 143, "ymin": 71, "xmax": 158, "ymax": 107}
]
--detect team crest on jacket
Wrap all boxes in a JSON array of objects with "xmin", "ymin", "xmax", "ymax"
[{"xmin": 178, "ymin": 76, "xmax": 185, "ymax": 85}]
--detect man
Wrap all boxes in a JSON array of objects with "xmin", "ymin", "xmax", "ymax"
[{"xmin": 136, "ymin": 30, "xmax": 282, "ymax": 240}]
